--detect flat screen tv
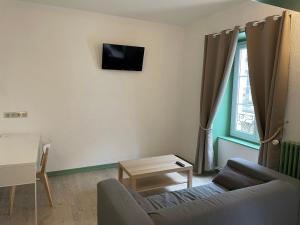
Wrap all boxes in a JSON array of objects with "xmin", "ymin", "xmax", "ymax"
[{"xmin": 102, "ymin": 43, "xmax": 145, "ymax": 71}]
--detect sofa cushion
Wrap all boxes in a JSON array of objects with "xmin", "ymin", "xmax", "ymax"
[
  {"xmin": 213, "ymin": 165, "xmax": 264, "ymax": 190},
  {"xmin": 129, "ymin": 183, "xmax": 227, "ymax": 213},
  {"xmin": 149, "ymin": 180, "xmax": 300, "ymax": 225}
]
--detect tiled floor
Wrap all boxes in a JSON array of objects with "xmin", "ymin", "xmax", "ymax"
[{"xmin": 0, "ymin": 168, "xmax": 213, "ymax": 225}]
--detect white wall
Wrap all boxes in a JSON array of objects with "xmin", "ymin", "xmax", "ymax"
[
  {"xmin": 1, "ymin": 0, "xmax": 300, "ymax": 171},
  {"xmin": 178, "ymin": 1, "xmax": 300, "ymax": 163},
  {"xmin": 218, "ymin": 139, "xmax": 259, "ymax": 168},
  {"xmin": 0, "ymin": 0, "xmax": 185, "ymax": 171}
]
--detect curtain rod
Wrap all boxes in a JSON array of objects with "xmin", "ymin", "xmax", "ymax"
[{"xmin": 211, "ymin": 15, "xmax": 281, "ymax": 37}]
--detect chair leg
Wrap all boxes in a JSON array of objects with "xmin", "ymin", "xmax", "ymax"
[
  {"xmin": 42, "ymin": 173, "xmax": 53, "ymax": 207},
  {"xmin": 9, "ymin": 186, "xmax": 16, "ymax": 216}
]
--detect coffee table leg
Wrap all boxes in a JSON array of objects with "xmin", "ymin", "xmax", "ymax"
[
  {"xmin": 118, "ymin": 165, "xmax": 123, "ymax": 182},
  {"xmin": 187, "ymin": 169, "xmax": 193, "ymax": 188},
  {"xmin": 131, "ymin": 178, "xmax": 136, "ymax": 191}
]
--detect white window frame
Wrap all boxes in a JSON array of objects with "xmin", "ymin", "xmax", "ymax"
[{"xmin": 230, "ymin": 41, "xmax": 259, "ymax": 143}]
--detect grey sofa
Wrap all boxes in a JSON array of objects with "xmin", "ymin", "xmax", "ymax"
[{"xmin": 97, "ymin": 158, "xmax": 300, "ymax": 225}]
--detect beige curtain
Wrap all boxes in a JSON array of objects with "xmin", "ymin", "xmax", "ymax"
[
  {"xmin": 246, "ymin": 11, "xmax": 291, "ymax": 170},
  {"xmin": 195, "ymin": 28, "xmax": 239, "ymax": 174}
]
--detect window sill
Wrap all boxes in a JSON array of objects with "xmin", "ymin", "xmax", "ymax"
[{"xmin": 218, "ymin": 136, "xmax": 260, "ymax": 150}]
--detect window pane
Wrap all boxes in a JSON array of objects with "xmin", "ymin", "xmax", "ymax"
[
  {"xmin": 235, "ymin": 104, "xmax": 256, "ymax": 135},
  {"xmin": 237, "ymin": 76, "xmax": 252, "ymax": 105},
  {"xmin": 239, "ymin": 47, "xmax": 248, "ymax": 76},
  {"xmin": 230, "ymin": 41, "xmax": 259, "ymax": 143}
]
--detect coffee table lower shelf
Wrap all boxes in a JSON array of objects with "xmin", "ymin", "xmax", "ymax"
[{"xmin": 121, "ymin": 172, "xmax": 187, "ymax": 192}]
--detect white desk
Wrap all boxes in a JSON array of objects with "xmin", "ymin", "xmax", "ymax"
[{"xmin": 0, "ymin": 133, "xmax": 40, "ymax": 225}]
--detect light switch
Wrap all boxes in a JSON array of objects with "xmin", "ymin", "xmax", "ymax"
[{"xmin": 3, "ymin": 111, "xmax": 28, "ymax": 118}]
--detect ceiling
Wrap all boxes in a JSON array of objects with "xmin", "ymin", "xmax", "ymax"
[{"xmin": 19, "ymin": 0, "xmax": 246, "ymax": 26}]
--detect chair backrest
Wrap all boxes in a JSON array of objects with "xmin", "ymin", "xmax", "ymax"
[{"xmin": 40, "ymin": 143, "xmax": 51, "ymax": 174}]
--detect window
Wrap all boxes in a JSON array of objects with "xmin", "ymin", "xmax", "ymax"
[{"xmin": 230, "ymin": 41, "xmax": 259, "ymax": 143}]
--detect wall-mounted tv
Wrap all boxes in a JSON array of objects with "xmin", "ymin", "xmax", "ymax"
[{"xmin": 102, "ymin": 43, "xmax": 145, "ymax": 71}]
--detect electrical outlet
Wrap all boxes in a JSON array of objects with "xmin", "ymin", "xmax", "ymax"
[{"xmin": 3, "ymin": 111, "xmax": 28, "ymax": 118}]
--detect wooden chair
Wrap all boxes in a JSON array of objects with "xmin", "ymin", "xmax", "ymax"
[{"xmin": 9, "ymin": 143, "xmax": 53, "ymax": 215}]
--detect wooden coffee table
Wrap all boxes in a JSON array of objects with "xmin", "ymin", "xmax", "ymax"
[{"xmin": 118, "ymin": 154, "xmax": 193, "ymax": 192}]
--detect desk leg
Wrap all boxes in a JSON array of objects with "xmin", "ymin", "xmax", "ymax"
[
  {"xmin": 9, "ymin": 186, "xmax": 16, "ymax": 216},
  {"xmin": 118, "ymin": 165, "xmax": 123, "ymax": 182},
  {"xmin": 131, "ymin": 178, "xmax": 136, "ymax": 191},
  {"xmin": 35, "ymin": 181, "xmax": 38, "ymax": 225},
  {"xmin": 187, "ymin": 169, "xmax": 193, "ymax": 188}
]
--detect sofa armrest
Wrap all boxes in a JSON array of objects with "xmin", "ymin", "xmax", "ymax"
[
  {"xmin": 97, "ymin": 179, "xmax": 155, "ymax": 225},
  {"xmin": 150, "ymin": 180, "xmax": 300, "ymax": 225},
  {"xmin": 227, "ymin": 158, "xmax": 300, "ymax": 189}
]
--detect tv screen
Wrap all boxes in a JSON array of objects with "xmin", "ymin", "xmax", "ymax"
[{"xmin": 102, "ymin": 43, "xmax": 145, "ymax": 71}]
